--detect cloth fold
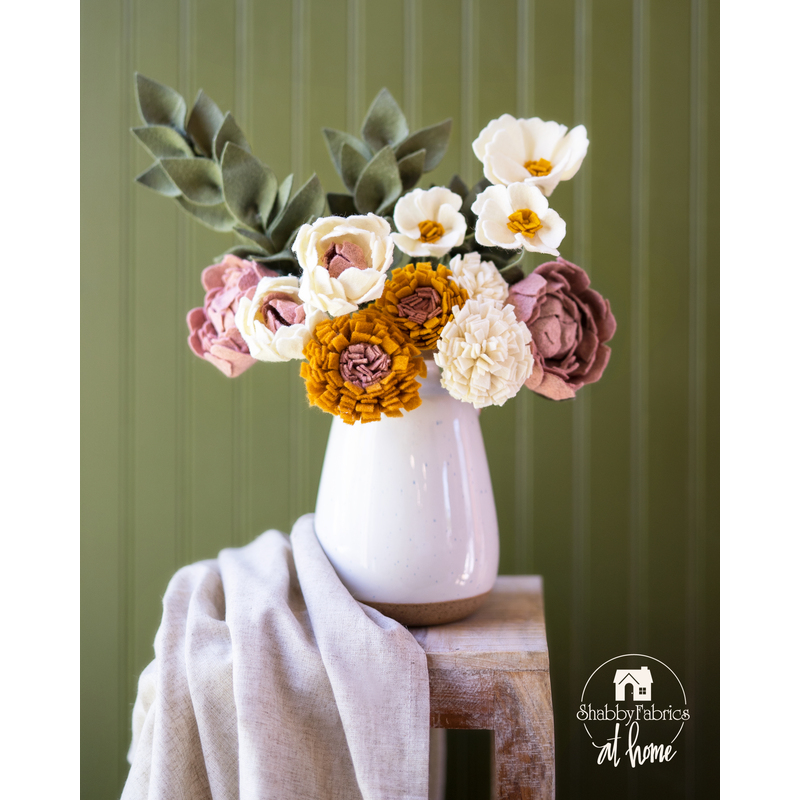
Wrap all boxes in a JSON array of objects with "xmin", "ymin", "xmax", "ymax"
[{"xmin": 122, "ymin": 514, "xmax": 433, "ymax": 800}]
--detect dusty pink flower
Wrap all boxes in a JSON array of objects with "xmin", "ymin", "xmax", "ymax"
[
  {"xmin": 508, "ymin": 257, "xmax": 616, "ymax": 400},
  {"xmin": 186, "ymin": 255, "xmax": 276, "ymax": 378}
]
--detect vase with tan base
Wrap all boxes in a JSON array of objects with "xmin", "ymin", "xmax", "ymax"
[{"xmin": 314, "ymin": 356, "xmax": 499, "ymax": 626}]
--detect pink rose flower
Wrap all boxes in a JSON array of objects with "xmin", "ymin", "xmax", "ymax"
[
  {"xmin": 186, "ymin": 255, "xmax": 276, "ymax": 378},
  {"xmin": 508, "ymin": 257, "xmax": 616, "ymax": 400}
]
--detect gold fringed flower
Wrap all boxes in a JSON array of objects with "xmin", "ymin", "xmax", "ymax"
[
  {"xmin": 373, "ymin": 262, "xmax": 469, "ymax": 350},
  {"xmin": 301, "ymin": 307, "xmax": 427, "ymax": 424}
]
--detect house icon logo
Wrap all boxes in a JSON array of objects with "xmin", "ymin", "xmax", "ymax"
[
  {"xmin": 613, "ymin": 666, "xmax": 653, "ymax": 701},
  {"xmin": 577, "ymin": 655, "xmax": 691, "ymax": 769}
]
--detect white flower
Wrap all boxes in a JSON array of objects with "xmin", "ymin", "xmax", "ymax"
[
  {"xmin": 235, "ymin": 275, "xmax": 325, "ymax": 362},
  {"xmin": 473, "ymin": 113, "xmax": 588, "ymax": 196},
  {"xmin": 391, "ymin": 187, "xmax": 467, "ymax": 258},
  {"xmin": 472, "ymin": 183, "xmax": 565, "ymax": 256},
  {"xmin": 448, "ymin": 252, "xmax": 509, "ymax": 306},
  {"xmin": 434, "ymin": 299, "xmax": 533, "ymax": 408},
  {"xmin": 293, "ymin": 213, "xmax": 394, "ymax": 316}
]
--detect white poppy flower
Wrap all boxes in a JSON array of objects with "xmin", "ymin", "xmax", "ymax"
[
  {"xmin": 293, "ymin": 214, "xmax": 394, "ymax": 317},
  {"xmin": 235, "ymin": 275, "xmax": 326, "ymax": 362},
  {"xmin": 434, "ymin": 298, "xmax": 533, "ymax": 408},
  {"xmin": 472, "ymin": 183, "xmax": 566, "ymax": 255},
  {"xmin": 448, "ymin": 252, "xmax": 509, "ymax": 306},
  {"xmin": 472, "ymin": 113, "xmax": 588, "ymax": 196},
  {"xmin": 391, "ymin": 187, "xmax": 467, "ymax": 258}
]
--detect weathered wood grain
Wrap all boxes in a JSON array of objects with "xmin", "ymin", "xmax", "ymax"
[
  {"xmin": 412, "ymin": 576, "xmax": 555, "ymax": 800},
  {"xmin": 411, "ymin": 576, "xmax": 549, "ymax": 672}
]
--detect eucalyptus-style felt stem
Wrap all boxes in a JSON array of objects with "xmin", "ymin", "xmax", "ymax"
[
  {"xmin": 135, "ymin": 163, "xmax": 181, "ymax": 197},
  {"xmin": 221, "ymin": 143, "xmax": 278, "ymax": 231},
  {"xmin": 176, "ymin": 196, "xmax": 237, "ymax": 231},
  {"xmin": 321, "ymin": 87, "xmax": 452, "ymax": 211},
  {"xmin": 340, "ymin": 144, "xmax": 368, "ymax": 194},
  {"xmin": 131, "ymin": 126, "xmax": 194, "ymax": 160},
  {"xmin": 394, "ymin": 119, "xmax": 452, "ymax": 172},
  {"xmin": 161, "ymin": 158, "xmax": 224, "ymax": 205},
  {"xmin": 268, "ymin": 174, "xmax": 324, "ymax": 252},
  {"xmin": 131, "ymin": 74, "xmax": 325, "ymax": 276},
  {"xmin": 186, "ymin": 90, "xmax": 225, "ymax": 158},
  {"xmin": 361, "ymin": 88, "xmax": 410, "ymax": 152},
  {"xmin": 397, "ymin": 149, "xmax": 426, "ymax": 192},
  {"xmin": 135, "ymin": 73, "xmax": 187, "ymax": 129},
  {"xmin": 354, "ymin": 146, "xmax": 402, "ymax": 215}
]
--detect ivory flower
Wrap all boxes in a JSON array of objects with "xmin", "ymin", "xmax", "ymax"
[
  {"xmin": 434, "ymin": 299, "xmax": 533, "ymax": 408},
  {"xmin": 472, "ymin": 114, "xmax": 589, "ymax": 196},
  {"xmin": 391, "ymin": 187, "xmax": 467, "ymax": 258},
  {"xmin": 448, "ymin": 252, "xmax": 509, "ymax": 306},
  {"xmin": 234, "ymin": 275, "xmax": 326, "ymax": 362},
  {"xmin": 294, "ymin": 214, "xmax": 394, "ymax": 317},
  {"xmin": 472, "ymin": 183, "xmax": 565, "ymax": 255}
]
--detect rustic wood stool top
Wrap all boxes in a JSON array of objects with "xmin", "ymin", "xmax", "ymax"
[{"xmin": 411, "ymin": 576, "xmax": 555, "ymax": 800}]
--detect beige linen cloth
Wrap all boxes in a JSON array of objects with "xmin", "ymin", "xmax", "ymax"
[{"xmin": 122, "ymin": 513, "xmax": 446, "ymax": 800}]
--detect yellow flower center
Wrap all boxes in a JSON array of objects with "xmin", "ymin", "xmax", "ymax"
[
  {"xmin": 524, "ymin": 158, "xmax": 553, "ymax": 177},
  {"xmin": 507, "ymin": 208, "xmax": 543, "ymax": 236},
  {"xmin": 418, "ymin": 219, "xmax": 445, "ymax": 243}
]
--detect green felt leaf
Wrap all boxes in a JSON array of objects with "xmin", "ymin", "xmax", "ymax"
[
  {"xmin": 448, "ymin": 174, "xmax": 470, "ymax": 201},
  {"xmin": 213, "ymin": 112, "xmax": 251, "ymax": 162},
  {"xmin": 268, "ymin": 174, "xmax": 324, "ymax": 251},
  {"xmin": 221, "ymin": 143, "xmax": 277, "ymax": 231},
  {"xmin": 235, "ymin": 226, "xmax": 275, "ymax": 254},
  {"xmin": 253, "ymin": 251, "xmax": 301, "ymax": 277},
  {"xmin": 135, "ymin": 163, "xmax": 181, "ymax": 197},
  {"xmin": 135, "ymin": 73, "xmax": 187, "ymax": 129},
  {"xmin": 326, "ymin": 192, "xmax": 358, "ymax": 217},
  {"xmin": 397, "ymin": 149, "xmax": 426, "ymax": 192},
  {"xmin": 186, "ymin": 90, "xmax": 225, "ymax": 158},
  {"xmin": 395, "ymin": 119, "xmax": 452, "ymax": 172},
  {"xmin": 268, "ymin": 174, "xmax": 294, "ymax": 226},
  {"xmin": 160, "ymin": 158, "xmax": 223, "ymax": 205},
  {"xmin": 322, "ymin": 128, "xmax": 373, "ymax": 175},
  {"xmin": 354, "ymin": 146, "xmax": 402, "ymax": 214},
  {"xmin": 224, "ymin": 244, "xmax": 270, "ymax": 260},
  {"xmin": 340, "ymin": 143, "xmax": 368, "ymax": 193},
  {"xmin": 361, "ymin": 89, "xmax": 409, "ymax": 153},
  {"xmin": 131, "ymin": 126, "xmax": 193, "ymax": 160},
  {"xmin": 176, "ymin": 197, "xmax": 237, "ymax": 231}
]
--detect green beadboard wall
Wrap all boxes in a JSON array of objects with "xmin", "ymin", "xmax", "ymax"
[{"xmin": 81, "ymin": 1, "xmax": 719, "ymax": 797}]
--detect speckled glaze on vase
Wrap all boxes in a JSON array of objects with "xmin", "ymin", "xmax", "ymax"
[{"xmin": 314, "ymin": 359, "xmax": 499, "ymax": 625}]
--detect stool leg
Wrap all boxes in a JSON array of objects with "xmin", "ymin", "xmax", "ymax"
[{"xmin": 491, "ymin": 671, "xmax": 555, "ymax": 800}]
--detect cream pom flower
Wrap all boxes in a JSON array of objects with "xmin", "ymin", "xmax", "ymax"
[
  {"xmin": 391, "ymin": 187, "xmax": 467, "ymax": 258},
  {"xmin": 448, "ymin": 252, "xmax": 509, "ymax": 306},
  {"xmin": 293, "ymin": 213, "xmax": 394, "ymax": 317},
  {"xmin": 472, "ymin": 183, "xmax": 565, "ymax": 255},
  {"xmin": 434, "ymin": 298, "xmax": 533, "ymax": 408},
  {"xmin": 473, "ymin": 113, "xmax": 588, "ymax": 196},
  {"xmin": 235, "ymin": 275, "xmax": 326, "ymax": 362}
]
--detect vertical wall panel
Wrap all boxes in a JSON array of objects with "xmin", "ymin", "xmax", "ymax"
[{"xmin": 81, "ymin": 1, "xmax": 719, "ymax": 798}]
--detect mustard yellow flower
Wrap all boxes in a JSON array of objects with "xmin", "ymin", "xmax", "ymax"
[
  {"xmin": 373, "ymin": 261, "xmax": 469, "ymax": 350},
  {"xmin": 301, "ymin": 307, "xmax": 426, "ymax": 424}
]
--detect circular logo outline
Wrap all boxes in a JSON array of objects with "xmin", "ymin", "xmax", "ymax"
[{"xmin": 580, "ymin": 653, "xmax": 687, "ymax": 745}]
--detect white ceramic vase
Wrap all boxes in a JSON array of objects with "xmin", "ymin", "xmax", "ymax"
[{"xmin": 314, "ymin": 359, "xmax": 499, "ymax": 625}]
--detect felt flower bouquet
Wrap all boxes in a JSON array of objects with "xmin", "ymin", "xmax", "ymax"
[{"xmin": 133, "ymin": 74, "xmax": 616, "ymax": 423}]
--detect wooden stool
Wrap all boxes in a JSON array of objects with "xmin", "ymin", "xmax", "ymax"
[{"xmin": 411, "ymin": 576, "xmax": 555, "ymax": 800}]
